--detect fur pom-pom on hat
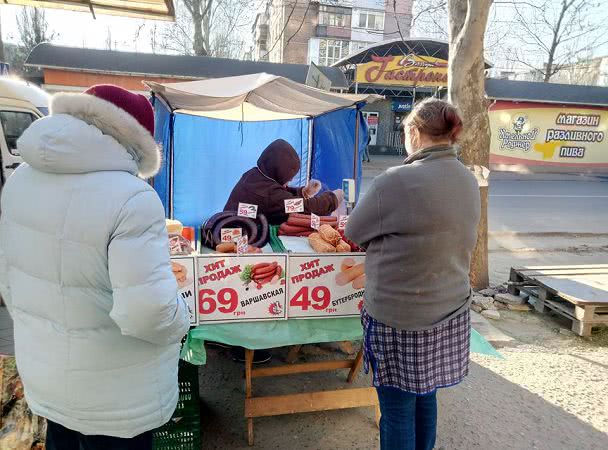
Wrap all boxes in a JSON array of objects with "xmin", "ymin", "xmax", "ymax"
[{"xmin": 51, "ymin": 85, "xmax": 161, "ymax": 178}]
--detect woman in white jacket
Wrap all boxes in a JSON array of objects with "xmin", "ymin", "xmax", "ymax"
[{"xmin": 0, "ymin": 85, "xmax": 190, "ymax": 449}]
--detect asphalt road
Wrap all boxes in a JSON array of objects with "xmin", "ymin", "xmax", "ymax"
[
  {"xmin": 489, "ymin": 172, "xmax": 608, "ymax": 234},
  {"xmin": 361, "ymin": 156, "xmax": 608, "ymax": 235}
]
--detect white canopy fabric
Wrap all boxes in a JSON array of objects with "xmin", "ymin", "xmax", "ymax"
[
  {"xmin": 4, "ymin": 0, "xmax": 175, "ymax": 21},
  {"xmin": 145, "ymin": 73, "xmax": 380, "ymax": 119},
  {"xmin": 176, "ymin": 104, "xmax": 307, "ymax": 122}
]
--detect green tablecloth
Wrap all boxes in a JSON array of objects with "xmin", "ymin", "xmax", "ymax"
[{"xmin": 181, "ymin": 317, "xmax": 501, "ymax": 365}]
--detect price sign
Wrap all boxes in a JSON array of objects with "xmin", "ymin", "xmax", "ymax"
[
  {"xmin": 197, "ymin": 254, "xmax": 288, "ymax": 323},
  {"xmin": 221, "ymin": 228, "xmax": 242, "ymax": 243},
  {"xmin": 338, "ymin": 215, "xmax": 349, "ymax": 230},
  {"xmin": 171, "ymin": 256, "xmax": 198, "ymax": 326},
  {"xmin": 238, "ymin": 202, "xmax": 258, "ymax": 219},
  {"xmin": 236, "ymin": 235, "xmax": 249, "ymax": 255},
  {"xmin": 310, "ymin": 213, "xmax": 321, "ymax": 230},
  {"xmin": 284, "ymin": 198, "xmax": 304, "ymax": 213},
  {"xmin": 288, "ymin": 254, "xmax": 366, "ymax": 319}
]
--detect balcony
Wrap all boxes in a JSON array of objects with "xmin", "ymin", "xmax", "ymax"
[{"xmin": 316, "ymin": 25, "xmax": 351, "ymax": 39}]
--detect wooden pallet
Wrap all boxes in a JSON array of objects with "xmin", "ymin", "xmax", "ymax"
[{"xmin": 508, "ymin": 265, "xmax": 608, "ymax": 336}]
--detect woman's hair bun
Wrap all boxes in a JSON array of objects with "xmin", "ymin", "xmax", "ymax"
[{"xmin": 405, "ymin": 98, "xmax": 463, "ymax": 143}]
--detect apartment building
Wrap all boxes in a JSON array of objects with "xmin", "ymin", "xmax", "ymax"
[{"xmin": 250, "ymin": 0, "xmax": 413, "ymax": 66}]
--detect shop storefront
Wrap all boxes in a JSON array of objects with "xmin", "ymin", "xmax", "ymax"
[
  {"xmin": 486, "ymin": 78, "xmax": 608, "ymax": 172},
  {"xmin": 333, "ymin": 38, "xmax": 449, "ymax": 154}
]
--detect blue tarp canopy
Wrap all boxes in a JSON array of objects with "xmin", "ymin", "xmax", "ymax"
[{"xmin": 147, "ymin": 74, "xmax": 376, "ymax": 227}]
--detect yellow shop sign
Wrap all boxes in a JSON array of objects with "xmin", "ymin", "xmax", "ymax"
[
  {"xmin": 355, "ymin": 54, "xmax": 448, "ymax": 87},
  {"xmin": 489, "ymin": 102, "xmax": 608, "ymax": 169}
]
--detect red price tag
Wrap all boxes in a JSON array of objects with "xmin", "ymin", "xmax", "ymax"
[
  {"xmin": 199, "ymin": 287, "xmax": 239, "ymax": 315},
  {"xmin": 338, "ymin": 215, "xmax": 348, "ymax": 230},
  {"xmin": 311, "ymin": 213, "xmax": 321, "ymax": 230},
  {"xmin": 236, "ymin": 235, "xmax": 249, "ymax": 255},
  {"xmin": 221, "ymin": 228, "xmax": 242, "ymax": 243},
  {"xmin": 284, "ymin": 198, "xmax": 304, "ymax": 213},
  {"xmin": 289, "ymin": 286, "xmax": 332, "ymax": 311},
  {"xmin": 238, "ymin": 202, "xmax": 258, "ymax": 219}
]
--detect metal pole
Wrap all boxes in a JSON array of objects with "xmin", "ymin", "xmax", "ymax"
[
  {"xmin": 353, "ymin": 107, "xmax": 360, "ymax": 183},
  {"xmin": 306, "ymin": 118, "xmax": 313, "ymax": 184},
  {"xmin": 168, "ymin": 112, "xmax": 175, "ymax": 219},
  {"xmin": 355, "ymin": 82, "xmax": 359, "ymax": 94}
]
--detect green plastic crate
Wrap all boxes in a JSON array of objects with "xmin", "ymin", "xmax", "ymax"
[{"xmin": 153, "ymin": 361, "xmax": 201, "ymax": 450}]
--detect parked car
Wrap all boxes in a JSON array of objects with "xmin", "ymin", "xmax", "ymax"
[{"xmin": 0, "ymin": 78, "xmax": 49, "ymax": 186}]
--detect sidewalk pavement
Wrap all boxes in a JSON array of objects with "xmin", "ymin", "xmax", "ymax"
[{"xmin": 0, "ymin": 306, "xmax": 14, "ymax": 355}]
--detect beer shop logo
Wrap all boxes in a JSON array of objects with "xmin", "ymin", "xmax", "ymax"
[{"xmin": 498, "ymin": 115, "xmax": 539, "ymax": 152}]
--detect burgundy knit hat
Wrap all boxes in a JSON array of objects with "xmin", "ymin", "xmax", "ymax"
[
  {"xmin": 51, "ymin": 84, "xmax": 161, "ymax": 178},
  {"xmin": 84, "ymin": 85, "xmax": 155, "ymax": 137}
]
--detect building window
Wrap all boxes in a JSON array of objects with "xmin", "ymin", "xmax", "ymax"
[
  {"xmin": 356, "ymin": 10, "xmax": 384, "ymax": 31},
  {"xmin": 319, "ymin": 5, "xmax": 350, "ymax": 28},
  {"xmin": 318, "ymin": 39, "xmax": 350, "ymax": 66},
  {"xmin": 350, "ymin": 41, "xmax": 369, "ymax": 53}
]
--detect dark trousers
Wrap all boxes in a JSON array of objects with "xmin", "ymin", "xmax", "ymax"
[
  {"xmin": 376, "ymin": 386, "xmax": 437, "ymax": 450},
  {"xmin": 46, "ymin": 420, "xmax": 153, "ymax": 450}
]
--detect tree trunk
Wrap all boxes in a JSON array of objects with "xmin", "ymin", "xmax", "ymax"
[
  {"xmin": 202, "ymin": 0, "xmax": 212, "ymax": 55},
  {"xmin": 543, "ymin": 0, "xmax": 568, "ymax": 83},
  {"xmin": 448, "ymin": 0, "xmax": 492, "ymax": 290},
  {"xmin": 193, "ymin": 11, "xmax": 206, "ymax": 56},
  {"xmin": 0, "ymin": 9, "xmax": 5, "ymax": 62}
]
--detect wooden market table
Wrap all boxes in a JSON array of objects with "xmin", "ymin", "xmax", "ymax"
[
  {"xmin": 182, "ymin": 317, "xmax": 379, "ymax": 446},
  {"xmin": 244, "ymin": 346, "xmax": 378, "ymax": 446},
  {"xmin": 182, "ymin": 316, "xmax": 499, "ymax": 445}
]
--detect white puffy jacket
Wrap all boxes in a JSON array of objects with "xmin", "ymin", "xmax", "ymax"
[{"xmin": 0, "ymin": 106, "xmax": 190, "ymax": 437}]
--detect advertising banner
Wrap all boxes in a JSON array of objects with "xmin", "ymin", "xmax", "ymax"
[
  {"xmin": 355, "ymin": 54, "xmax": 448, "ymax": 87},
  {"xmin": 197, "ymin": 254, "xmax": 288, "ymax": 324},
  {"xmin": 490, "ymin": 101, "xmax": 608, "ymax": 169},
  {"xmin": 171, "ymin": 256, "xmax": 198, "ymax": 326},
  {"xmin": 288, "ymin": 254, "xmax": 365, "ymax": 319}
]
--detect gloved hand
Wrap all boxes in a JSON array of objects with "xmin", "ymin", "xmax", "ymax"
[
  {"xmin": 303, "ymin": 179, "xmax": 322, "ymax": 199},
  {"xmin": 333, "ymin": 189, "xmax": 345, "ymax": 204}
]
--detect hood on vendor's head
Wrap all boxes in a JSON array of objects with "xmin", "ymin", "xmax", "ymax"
[{"xmin": 257, "ymin": 139, "xmax": 301, "ymax": 185}]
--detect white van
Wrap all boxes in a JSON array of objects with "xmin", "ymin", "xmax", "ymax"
[{"xmin": 0, "ymin": 78, "xmax": 50, "ymax": 186}]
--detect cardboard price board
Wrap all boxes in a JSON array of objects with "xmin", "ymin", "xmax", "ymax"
[
  {"xmin": 171, "ymin": 256, "xmax": 198, "ymax": 326},
  {"xmin": 288, "ymin": 254, "xmax": 365, "ymax": 319},
  {"xmin": 197, "ymin": 254, "xmax": 288, "ymax": 323}
]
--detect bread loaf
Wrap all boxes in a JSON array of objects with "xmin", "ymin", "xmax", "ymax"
[
  {"xmin": 308, "ymin": 233, "xmax": 336, "ymax": 253},
  {"xmin": 216, "ymin": 242, "xmax": 236, "ymax": 253},
  {"xmin": 319, "ymin": 224, "xmax": 341, "ymax": 246},
  {"xmin": 336, "ymin": 240, "xmax": 351, "ymax": 253}
]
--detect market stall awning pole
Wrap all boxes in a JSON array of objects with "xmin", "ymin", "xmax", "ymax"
[
  {"xmin": 353, "ymin": 109, "xmax": 360, "ymax": 188},
  {"xmin": 306, "ymin": 118, "xmax": 313, "ymax": 184},
  {"xmin": 169, "ymin": 112, "xmax": 176, "ymax": 219},
  {"xmin": 2, "ymin": 0, "xmax": 176, "ymax": 21}
]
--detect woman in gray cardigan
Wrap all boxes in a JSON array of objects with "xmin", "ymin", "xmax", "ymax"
[{"xmin": 346, "ymin": 98, "xmax": 481, "ymax": 450}]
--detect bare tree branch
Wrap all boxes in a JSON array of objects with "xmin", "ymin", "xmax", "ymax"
[{"xmin": 500, "ymin": 0, "xmax": 607, "ymax": 82}]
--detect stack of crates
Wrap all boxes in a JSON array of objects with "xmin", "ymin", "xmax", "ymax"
[{"xmin": 153, "ymin": 361, "xmax": 201, "ymax": 450}]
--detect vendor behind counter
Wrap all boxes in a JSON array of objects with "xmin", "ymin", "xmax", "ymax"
[{"xmin": 224, "ymin": 139, "xmax": 343, "ymax": 225}]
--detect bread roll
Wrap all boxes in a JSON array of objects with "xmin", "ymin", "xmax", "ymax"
[{"xmin": 166, "ymin": 219, "xmax": 183, "ymax": 235}]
